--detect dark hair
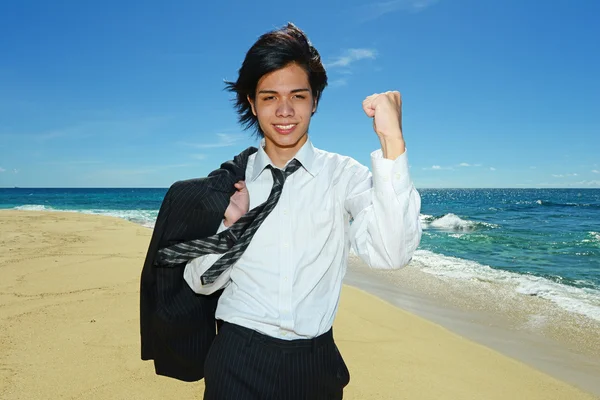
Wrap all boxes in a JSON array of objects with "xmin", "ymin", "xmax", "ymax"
[{"xmin": 224, "ymin": 22, "xmax": 328, "ymax": 137}]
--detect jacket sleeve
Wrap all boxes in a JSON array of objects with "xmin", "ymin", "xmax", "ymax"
[
  {"xmin": 139, "ymin": 180, "xmax": 224, "ymax": 382},
  {"xmin": 140, "ymin": 184, "xmax": 173, "ymax": 361}
]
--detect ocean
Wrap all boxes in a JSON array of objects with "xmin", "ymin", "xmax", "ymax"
[{"xmin": 1, "ymin": 187, "xmax": 599, "ymax": 322}]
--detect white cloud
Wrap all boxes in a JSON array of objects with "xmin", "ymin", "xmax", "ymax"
[
  {"xmin": 574, "ymin": 180, "xmax": 600, "ymax": 187},
  {"xmin": 0, "ymin": 116, "xmax": 170, "ymax": 142},
  {"xmin": 325, "ymin": 49, "xmax": 377, "ymax": 88},
  {"xmin": 524, "ymin": 180, "xmax": 600, "ymax": 188},
  {"xmin": 459, "ymin": 163, "xmax": 470, "ymax": 167},
  {"xmin": 41, "ymin": 160, "xmax": 103, "ymax": 166},
  {"xmin": 184, "ymin": 133, "xmax": 244, "ymax": 149},
  {"xmin": 489, "ymin": 167, "xmax": 496, "ymax": 171},
  {"xmin": 530, "ymin": 166, "xmax": 537, "ymax": 169},
  {"xmin": 0, "ymin": 167, "xmax": 5, "ymax": 173},
  {"xmin": 408, "ymin": 0, "xmax": 439, "ymax": 11},
  {"xmin": 423, "ymin": 165, "xmax": 453, "ymax": 171},
  {"xmin": 327, "ymin": 49, "xmax": 377, "ymax": 69},
  {"xmin": 552, "ymin": 173, "xmax": 578, "ymax": 178},
  {"xmin": 592, "ymin": 170, "xmax": 600, "ymax": 174},
  {"xmin": 95, "ymin": 163, "xmax": 192, "ymax": 176},
  {"xmin": 329, "ymin": 78, "xmax": 348, "ymax": 87},
  {"xmin": 360, "ymin": 0, "xmax": 439, "ymax": 21},
  {"xmin": 192, "ymin": 154, "xmax": 207, "ymax": 160},
  {"xmin": 12, "ymin": 169, "xmax": 18, "ymax": 174}
]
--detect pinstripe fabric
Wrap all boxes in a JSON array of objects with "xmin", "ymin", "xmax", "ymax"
[
  {"xmin": 203, "ymin": 322, "xmax": 349, "ymax": 400},
  {"xmin": 156, "ymin": 159, "xmax": 302, "ymax": 285},
  {"xmin": 140, "ymin": 146, "xmax": 258, "ymax": 382}
]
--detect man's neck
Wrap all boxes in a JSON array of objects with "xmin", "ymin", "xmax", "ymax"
[{"xmin": 264, "ymin": 136, "xmax": 308, "ymax": 168}]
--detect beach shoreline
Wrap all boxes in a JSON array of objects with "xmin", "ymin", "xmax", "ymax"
[
  {"xmin": 1, "ymin": 210, "xmax": 598, "ymax": 399},
  {"xmin": 344, "ymin": 261, "xmax": 600, "ymax": 397}
]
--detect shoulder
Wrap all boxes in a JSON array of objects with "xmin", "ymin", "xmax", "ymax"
[
  {"xmin": 313, "ymin": 147, "xmax": 369, "ymax": 178},
  {"xmin": 168, "ymin": 177, "xmax": 210, "ymax": 192},
  {"xmin": 164, "ymin": 177, "xmax": 212, "ymax": 203}
]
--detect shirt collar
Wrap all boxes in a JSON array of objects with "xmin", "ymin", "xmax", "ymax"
[{"xmin": 247, "ymin": 137, "xmax": 318, "ymax": 182}]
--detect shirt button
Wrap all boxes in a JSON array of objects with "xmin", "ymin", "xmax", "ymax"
[
  {"xmin": 283, "ymin": 242, "xmax": 289, "ymax": 248},
  {"xmin": 282, "ymin": 209, "xmax": 288, "ymax": 215},
  {"xmin": 283, "ymin": 276, "xmax": 288, "ymax": 282},
  {"xmin": 281, "ymin": 331, "xmax": 288, "ymax": 336},
  {"xmin": 395, "ymin": 173, "xmax": 402, "ymax": 180}
]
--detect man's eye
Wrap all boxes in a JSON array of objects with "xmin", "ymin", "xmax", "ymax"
[
  {"xmin": 293, "ymin": 95, "xmax": 306, "ymax": 100},
  {"xmin": 262, "ymin": 96, "xmax": 275, "ymax": 101}
]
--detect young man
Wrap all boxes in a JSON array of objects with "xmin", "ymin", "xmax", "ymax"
[{"xmin": 184, "ymin": 23, "xmax": 421, "ymax": 399}]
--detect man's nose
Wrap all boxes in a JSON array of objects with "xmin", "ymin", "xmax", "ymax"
[{"xmin": 276, "ymin": 99, "xmax": 294, "ymax": 117}]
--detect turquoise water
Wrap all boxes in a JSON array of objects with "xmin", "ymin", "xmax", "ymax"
[
  {"xmin": 1, "ymin": 187, "xmax": 599, "ymax": 320},
  {"xmin": 419, "ymin": 189, "xmax": 599, "ymax": 289},
  {"xmin": 0, "ymin": 188, "xmax": 164, "ymax": 228}
]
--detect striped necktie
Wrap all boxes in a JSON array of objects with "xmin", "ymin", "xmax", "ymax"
[{"xmin": 157, "ymin": 159, "xmax": 302, "ymax": 285}]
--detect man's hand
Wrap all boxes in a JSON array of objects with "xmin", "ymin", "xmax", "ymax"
[
  {"xmin": 224, "ymin": 181, "xmax": 249, "ymax": 227},
  {"xmin": 362, "ymin": 91, "xmax": 406, "ymax": 159}
]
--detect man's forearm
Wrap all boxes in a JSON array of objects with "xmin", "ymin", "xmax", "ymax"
[{"xmin": 379, "ymin": 135, "xmax": 406, "ymax": 160}]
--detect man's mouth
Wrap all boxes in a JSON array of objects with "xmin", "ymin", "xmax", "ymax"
[{"xmin": 273, "ymin": 124, "xmax": 297, "ymax": 134}]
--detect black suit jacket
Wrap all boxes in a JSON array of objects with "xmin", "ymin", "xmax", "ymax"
[{"xmin": 140, "ymin": 146, "xmax": 257, "ymax": 382}]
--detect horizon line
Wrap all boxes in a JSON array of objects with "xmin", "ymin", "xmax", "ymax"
[{"xmin": 2, "ymin": 187, "xmax": 600, "ymax": 190}]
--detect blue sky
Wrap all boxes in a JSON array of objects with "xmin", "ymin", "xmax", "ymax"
[{"xmin": 1, "ymin": 0, "xmax": 599, "ymax": 188}]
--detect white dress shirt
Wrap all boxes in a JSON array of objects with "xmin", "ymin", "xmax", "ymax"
[{"xmin": 184, "ymin": 138, "xmax": 422, "ymax": 340}]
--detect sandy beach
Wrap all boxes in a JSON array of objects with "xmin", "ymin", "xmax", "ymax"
[{"xmin": 0, "ymin": 210, "xmax": 598, "ymax": 400}]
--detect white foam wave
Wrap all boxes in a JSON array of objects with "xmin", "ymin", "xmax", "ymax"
[
  {"xmin": 419, "ymin": 214, "xmax": 433, "ymax": 224},
  {"xmin": 425, "ymin": 213, "xmax": 484, "ymax": 231},
  {"xmin": 12, "ymin": 205, "xmax": 157, "ymax": 228},
  {"xmin": 582, "ymin": 232, "xmax": 600, "ymax": 245},
  {"xmin": 420, "ymin": 213, "xmax": 498, "ymax": 232},
  {"xmin": 411, "ymin": 250, "xmax": 600, "ymax": 321},
  {"xmin": 14, "ymin": 204, "xmax": 54, "ymax": 211},
  {"xmin": 84, "ymin": 209, "xmax": 158, "ymax": 228}
]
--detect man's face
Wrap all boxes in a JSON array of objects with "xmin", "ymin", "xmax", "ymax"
[{"xmin": 248, "ymin": 63, "xmax": 316, "ymax": 153}]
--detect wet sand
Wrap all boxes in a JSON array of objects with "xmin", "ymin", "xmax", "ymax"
[{"xmin": 344, "ymin": 259, "xmax": 600, "ymax": 397}]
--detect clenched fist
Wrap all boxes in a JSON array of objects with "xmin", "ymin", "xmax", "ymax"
[{"xmin": 362, "ymin": 91, "xmax": 406, "ymax": 159}]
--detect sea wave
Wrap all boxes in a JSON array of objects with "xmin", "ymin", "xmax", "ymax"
[
  {"xmin": 11, "ymin": 204, "xmax": 158, "ymax": 228},
  {"xmin": 535, "ymin": 200, "xmax": 600, "ymax": 209},
  {"xmin": 582, "ymin": 232, "xmax": 600, "ymax": 246},
  {"xmin": 410, "ymin": 249, "xmax": 600, "ymax": 321},
  {"xmin": 14, "ymin": 204, "xmax": 53, "ymax": 211},
  {"xmin": 421, "ymin": 213, "xmax": 497, "ymax": 232}
]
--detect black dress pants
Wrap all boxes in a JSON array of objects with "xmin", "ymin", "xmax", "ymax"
[{"xmin": 203, "ymin": 322, "xmax": 350, "ymax": 400}]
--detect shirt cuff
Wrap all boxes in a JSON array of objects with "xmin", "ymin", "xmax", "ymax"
[
  {"xmin": 371, "ymin": 148, "xmax": 412, "ymax": 194},
  {"xmin": 184, "ymin": 253, "xmax": 230, "ymax": 295}
]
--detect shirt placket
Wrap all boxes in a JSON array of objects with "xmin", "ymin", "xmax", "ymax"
[{"xmin": 278, "ymin": 173, "xmax": 294, "ymax": 334}]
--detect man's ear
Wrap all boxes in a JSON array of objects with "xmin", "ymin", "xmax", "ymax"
[
  {"xmin": 312, "ymin": 91, "xmax": 319, "ymax": 114},
  {"xmin": 247, "ymin": 95, "xmax": 257, "ymax": 116}
]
